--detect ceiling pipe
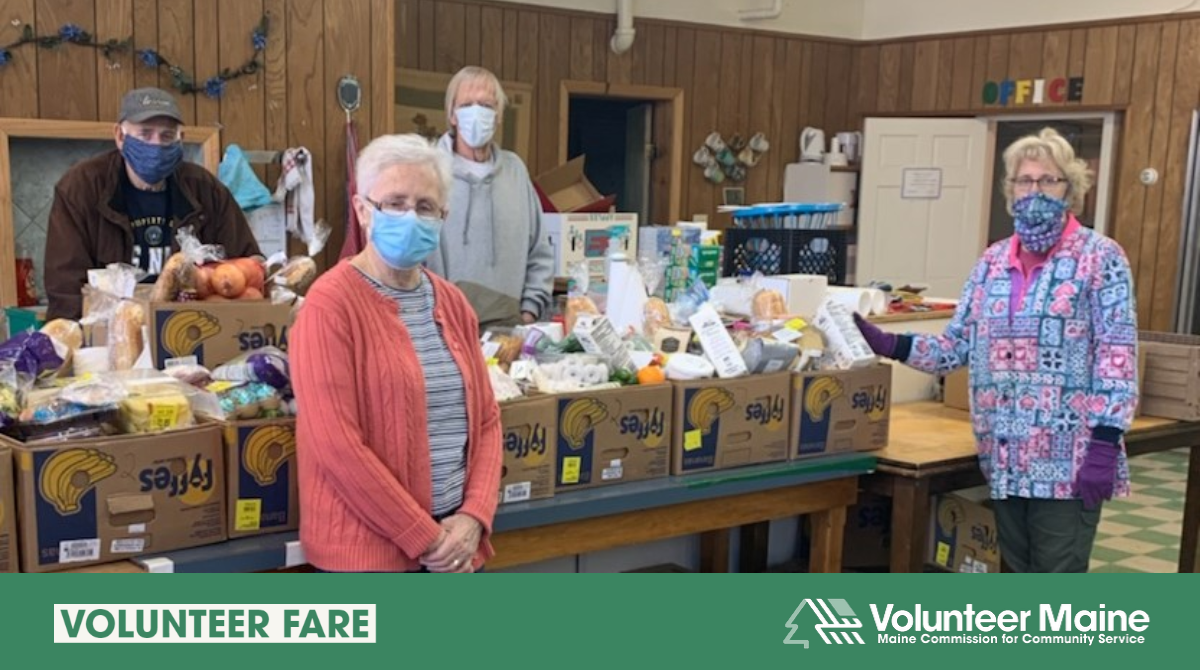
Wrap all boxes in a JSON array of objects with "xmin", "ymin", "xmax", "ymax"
[
  {"xmin": 739, "ymin": 0, "xmax": 783, "ymax": 22},
  {"xmin": 611, "ymin": 0, "xmax": 636, "ymax": 54}
]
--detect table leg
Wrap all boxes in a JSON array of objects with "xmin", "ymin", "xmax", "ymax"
[
  {"xmin": 1180, "ymin": 445, "xmax": 1200, "ymax": 574},
  {"xmin": 700, "ymin": 529, "xmax": 731, "ymax": 573},
  {"xmin": 739, "ymin": 522, "xmax": 771, "ymax": 573},
  {"xmin": 890, "ymin": 477, "xmax": 931, "ymax": 573},
  {"xmin": 809, "ymin": 506, "xmax": 847, "ymax": 573}
]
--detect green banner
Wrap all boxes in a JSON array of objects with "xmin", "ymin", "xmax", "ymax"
[{"xmin": 0, "ymin": 575, "xmax": 1188, "ymax": 666}]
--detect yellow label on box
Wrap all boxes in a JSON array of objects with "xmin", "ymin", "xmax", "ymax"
[
  {"xmin": 936, "ymin": 541, "xmax": 951, "ymax": 566},
  {"xmin": 561, "ymin": 457, "xmax": 581, "ymax": 485},
  {"xmin": 235, "ymin": 499, "xmax": 262, "ymax": 532},
  {"xmin": 684, "ymin": 430, "xmax": 703, "ymax": 451},
  {"xmin": 150, "ymin": 404, "xmax": 180, "ymax": 431}
]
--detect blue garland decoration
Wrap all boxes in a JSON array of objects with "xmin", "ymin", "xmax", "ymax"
[{"xmin": 0, "ymin": 16, "xmax": 268, "ymax": 99}]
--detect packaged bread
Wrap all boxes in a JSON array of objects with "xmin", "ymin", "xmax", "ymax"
[
  {"xmin": 564, "ymin": 295, "xmax": 599, "ymax": 335},
  {"xmin": 40, "ymin": 319, "xmax": 83, "ymax": 352},
  {"xmin": 150, "ymin": 252, "xmax": 197, "ymax": 302},
  {"xmin": 643, "ymin": 297, "xmax": 671, "ymax": 336},
  {"xmin": 273, "ymin": 256, "xmax": 318, "ymax": 295},
  {"xmin": 108, "ymin": 300, "xmax": 146, "ymax": 371},
  {"xmin": 752, "ymin": 289, "xmax": 788, "ymax": 322},
  {"xmin": 119, "ymin": 384, "xmax": 195, "ymax": 434}
]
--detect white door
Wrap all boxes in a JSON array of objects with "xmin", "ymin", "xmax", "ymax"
[{"xmin": 857, "ymin": 118, "xmax": 993, "ymax": 299}]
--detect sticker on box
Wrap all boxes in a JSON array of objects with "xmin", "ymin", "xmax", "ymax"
[
  {"xmin": 236, "ymin": 499, "xmax": 263, "ymax": 532},
  {"xmin": 111, "ymin": 538, "xmax": 146, "ymax": 554},
  {"xmin": 504, "ymin": 482, "xmax": 532, "ymax": 504},
  {"xmin": 59, "ymin": 539, "xmax": 100, "ymax": 564}
]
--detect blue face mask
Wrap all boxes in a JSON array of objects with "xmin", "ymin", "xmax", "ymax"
[
  {"xmin": 370, "ymin": 209, "xmax": 443, "ymax": 270},
  {"xmin": 121, "ymin": 134, "xmax": 183, "ymax": 185},
  {"xmin": 1012, "ymin": 192, "xmax": 1069, "ymax": 254}
]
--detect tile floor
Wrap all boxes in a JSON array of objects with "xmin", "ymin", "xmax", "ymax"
[{"xmin": 1089, "ymin": 448, "xmax": 1189, "ymax": 573}]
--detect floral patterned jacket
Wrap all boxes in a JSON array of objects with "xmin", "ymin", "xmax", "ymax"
[{"xmin": 903, "ymin": 216, "xmax": 1138, "ymax": 500}]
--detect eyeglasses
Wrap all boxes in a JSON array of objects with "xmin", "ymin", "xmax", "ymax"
[
  {"xmin": 1009, "ymin": 176, "xmax": 1068, "ymax": 190},
  {"xmin": 364, "ymin": 196, "xmax": 444, "ymax": 222}
]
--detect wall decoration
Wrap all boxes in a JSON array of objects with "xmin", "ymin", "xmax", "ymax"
[
  {"xmin": 0, "ymin": 17, "xmax": 269, "ymax": 99},
  {"xmin": 693, "ymin": 131, "xmax": 769, "ymax": 185},
  {"xmin": 722, "ymin": 187, "xmax": 745, "ymax": 207},
  {"xmin": 982, "ymin": 77, "xmax": 1084, "ymax": 107},
  {"xmin": 395, "ymin": 68, "xmax": 533, "ymax": 165}
]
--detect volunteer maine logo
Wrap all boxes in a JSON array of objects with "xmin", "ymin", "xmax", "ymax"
[{"xmin": 784, "ymin": 598, "xmax": 865, "ymax": 647}]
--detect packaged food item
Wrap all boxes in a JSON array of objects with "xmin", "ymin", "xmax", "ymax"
[
  {"xmin": 271, "ymin": 256, "xmax": 318, "ymax": 295},
  {"xmin": 0, "ymin": 361, "xmax": 26, "ymax": 428},
  {"xmin": 212, "ymin": 347, "xmax": 290, "ymax": 390},
  {"xmin": 573, "ymin": 314, "xmax": 636, "ymax": 374},
  {"xmin": 814, "ymin": 299, "xmax": 876, "ymax": 370},
  {"xmin": 108, "ymin": 299, "xmax": 146, "ymax": 371},
  {"xmin": 663, "ymin": 353, "xmax": 716, "ymax": 381},
  {"xmin": 688, "ymin": 303, "xmax": 748, "ymax": 379},
  {"xmin": 740, "ymin": 337, "xmax": 800, "ymax": 375},
  {"xmin": 207, "ymin": 381, "xmax": 289, "ymax": 421},
  {"xmin": 119, "ymin": 384, "xmax": 196, "ymax": 434},
  {"xmin": 0, "ymin": 331, "xmax": 66, "ymax": 383},
  {"xmin": 643, "ymin": 297, "xmax": 671, "ymax": 337},
  {"xmin": 752, "ymin": 289, "xmax": 788, "ymax": 322},
  {"xmin": 40, "ymin": 319, "xmax": 83, "ymax": 353},
  {"xmin": 61, "ymin": 375, "xmax": 129, "ymax": 407},
  {"xmin": 488, "ymin": 364, "xmax": 524, "ymax": 403},
  {"xmin": 164, "ymin": 359, "xmax": 214, "ymax": 388}
]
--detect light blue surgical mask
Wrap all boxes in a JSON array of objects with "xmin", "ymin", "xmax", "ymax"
[
  {"xmin": 369, "ymin": 209, "xmax": 443, "ymax": 270},
  {"xmin": 454, "ymin": 104, "xmax": 497, "ymax": 149}
]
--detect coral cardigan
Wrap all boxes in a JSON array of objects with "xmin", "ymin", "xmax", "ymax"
[{"xmin": 291, "ymin": 261, "xmax": 502, "ymax": 572}]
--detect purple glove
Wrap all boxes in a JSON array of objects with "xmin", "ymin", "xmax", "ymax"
[
  {"xmin": 1076, "ymin": 439, "xmax": 1119, "ymax": 510},
  {"xmin": 853, "ymin": 312, "xmax": 898, "ymax": 359}
]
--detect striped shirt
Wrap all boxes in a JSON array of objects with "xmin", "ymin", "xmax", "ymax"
[{"xmin": 357, "ymin": 268, "xmax": 468, "ymax": 516}]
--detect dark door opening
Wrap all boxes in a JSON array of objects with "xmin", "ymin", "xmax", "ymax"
[{"xmin": 567, "ymin": 96, "xmax": 654, "ymax": 223}]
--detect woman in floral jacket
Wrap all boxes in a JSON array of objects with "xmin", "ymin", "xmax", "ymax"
[{"xmin": 856, "ymin": 128, "xmax": 1138, "ymax": 573}]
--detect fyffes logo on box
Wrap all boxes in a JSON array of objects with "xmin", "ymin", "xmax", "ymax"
[
  {"xmin": 619, "ymin": 407, "xmax": 666, "ymax": 447},
  {"xmin": 505, "ymin": 422, "xmax": 549, "ymax": 464},
  {"xmin": 237, "ymin": 322, "xmax": 289, "ymax": 352},
  {"xmin": 138, "ymin": 454, "xmax": 215, "ymax": 505},
  {"xmin": 159, "ymin": 310, "xmax": 221, "ymax": 361},
  {"xmin": 39, "ymin": 449, "xmax": 118, "ymax": 516},
  {"xmin": 745, "ymin": 394, "xmax": 787, "ymax": 431},
  {"xmin": 851, "ymin": 385, "xmax": 889, "ymax": 421},
  {"xmin": 242, "ymin": 425, "xmax": 296, "ymax": 486}
]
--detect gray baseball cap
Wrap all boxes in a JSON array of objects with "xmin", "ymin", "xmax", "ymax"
[{"xmin": 118, "ymin": 87, "xmax": 184, "ymax": 124}]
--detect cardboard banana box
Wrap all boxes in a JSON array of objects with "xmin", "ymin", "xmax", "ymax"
[
  {"xmin": 224, "ymin": 418, "xmax": 299, "ymax": 539},
  {"xmin": 0, "ymin": 447, "xmax": 16, "ymax": 572},
  {"xmin": 790, "ymin": 364, "xmax": 892, "ymax": 460},
  {"xmin": 499, "ymin": 396, "xmax": 558, "ymax": 504},
  {"xmin": 6, "ymin": 424, "xmax": 226, "ymax": 572},
  {"xmin": 671, "ymin": 372, "xmax": 791, "ymax": 475},
  {"xmin": 554, "ymin": 385, "xmax": 672, "ymax": 491}
]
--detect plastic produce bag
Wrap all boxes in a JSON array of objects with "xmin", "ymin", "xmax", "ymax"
[
  {"xmin": 0, "ymin": 331, "xmax": 65, "ymax": 381},
  {"xmin": 212, "ymin": 347, "xmax": 291, "ymax": 390}
]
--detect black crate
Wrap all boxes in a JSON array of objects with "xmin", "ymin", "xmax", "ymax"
[{"xmin": 722, "ymin": 228, "xmax": 849, "ymax": 283}]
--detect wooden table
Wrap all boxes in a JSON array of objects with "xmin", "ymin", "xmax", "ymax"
[
  {"xmin": 65, "ymin": 453, "xmax": 875, "ymax": 574},
  {"xmin": 867, "ymin": 402, "xmax": 1200, "ymax": 573}
]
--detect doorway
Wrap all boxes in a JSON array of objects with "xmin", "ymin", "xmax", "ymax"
[
  {"xmin": 566, "ymin": 97, "xmax": 654, "ymax": 223},
  {"xmin": 558, "ymin": 81, "xmax": 685, "ymax": 225},
  {"xmin": 980, "ymin": 112, "xmax": 1120, "ymax": 243}
]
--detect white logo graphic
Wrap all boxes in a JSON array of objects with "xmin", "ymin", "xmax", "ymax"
[{"xmin": 784, "ymin": 598, "xmax": 866, "ymax": 647}]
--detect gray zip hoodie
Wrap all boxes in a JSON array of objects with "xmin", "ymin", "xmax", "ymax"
[{"xmin": 427, "ymin": 134, "xmax": 554, "ymax": 324}]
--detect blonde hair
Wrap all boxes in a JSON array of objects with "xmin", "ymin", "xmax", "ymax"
[
  {"xmin": 444, "ymin": 66, "xmax": 508, "ymax": 120},
  {"xmin": 1002, "ymin": 127, "xmax": 1093, "ymax": 214},
  {"xmin": 356, "ymin": 134, "xmax": 452, "ymax": 206}
]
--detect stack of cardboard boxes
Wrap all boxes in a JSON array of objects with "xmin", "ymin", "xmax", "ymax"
[{"xmin": 0, "ymin": 446, "xmax": 15, "ymax": 573}]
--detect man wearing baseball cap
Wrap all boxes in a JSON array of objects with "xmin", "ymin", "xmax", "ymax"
[{"xmin": 45, "ymin": 87, "xmax": 261, "ymax": 319}]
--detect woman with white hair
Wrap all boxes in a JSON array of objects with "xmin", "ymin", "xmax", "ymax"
[
  {"xmin": 291, "ymin": 133, "xmax": 502, "ymax": 573},
  {"xmin": 426, "ymin": 65, "xmax": 554, "ymax": 327},
  {"xmin": 856, "ymin": 128, "xmax": 1138, "ymax": 573}
]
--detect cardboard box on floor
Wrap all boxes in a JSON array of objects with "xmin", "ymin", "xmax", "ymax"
[
  {"xmin": 843, "ymin": 493, "xmax": 892, "ymax": 569},
  {"xmin": 791, "ymin": 365, "xmax": 892, "ymax": 459},
  {"xmin": 927, "ymin": 487, "xmax": 1000, "ymax": 574},
  {"xmin": 224, "ymin": 418, "xmax": 298, "ymax": 539},
  {"xmin": 7, "ymin": 424, "xmax": 226, "ymax": 572},
  {"xmin": 672, "ymin": 372, "xmax": 791, "ymax": 475},
  {"xmin": 555, "ymin": 385, "xmax": 672, "ymax": 490},
  {"xmin": 0, "ymin": 447, "xmax": 16, "ymax": 573},
  {"xmin": 83, "ymin": 290, "xmax": 294, "ymax": 370},
  {"xmin": 500, "ymin": 396, "xmax": 558, "ymax": 504}
]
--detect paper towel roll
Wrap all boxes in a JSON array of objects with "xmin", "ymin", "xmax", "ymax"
[
  {"xmin": 827, "ymin": 287, "xmax": 872, "ymax": 316},
  {"xmin": 827, "ymin": 287, "xmax": 889, "ymax": 317}
]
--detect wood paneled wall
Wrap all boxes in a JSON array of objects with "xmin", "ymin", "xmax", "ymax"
[
  {"xmin": 0, "ymin": 0, "xmax": 395, "ymax": 268},
  {"xmin": 396, "ymin": 0, "xmax": 857, "ymax": 224},
  {"xmin": 850, "ymin": 20, "xmax": 1200, "ymax": 331}
]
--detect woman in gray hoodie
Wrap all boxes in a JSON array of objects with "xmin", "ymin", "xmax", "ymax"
[{"xmin": 427, "ymin": 66, "xmax": 554, "ymax": 328}]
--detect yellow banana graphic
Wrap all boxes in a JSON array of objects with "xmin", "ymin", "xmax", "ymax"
[
  {"xmin": 162, "ymin": 310, "xmax": 221, "ymax": 359},
  {"xmin": 687, "ymin": 388, "xmax": 735, "ymax": 435},
  {"xmin": 39, "ymin": 449, "xmax": 117, "ymax": 515},
  {"xmin": 804, "ymin": 376, "xmax": 845, "ymax": 423},
  {"xmin": 242, "ymin": 425, "xmax": 297, "ymax": 486},
  {"xmin": 560, "ymin": 398, "xmax": 609, "ymax": 449}
]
